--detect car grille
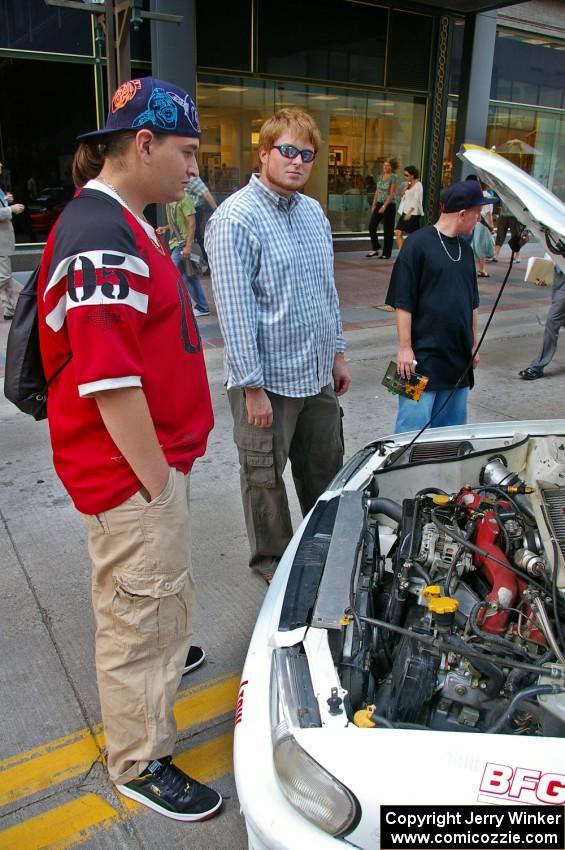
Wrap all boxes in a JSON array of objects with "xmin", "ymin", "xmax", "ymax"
[{"xmin": 542, "ymin": 487, "xmax": 565, "ymax": 560}]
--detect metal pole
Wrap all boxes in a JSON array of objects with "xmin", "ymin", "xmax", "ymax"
[
  {"xmin": 114, "ymin": 0, "xmax": 132, "ymax": 85},
  {"xmin": 104, "ymin": 0, "xmax": 117, "ymax": 103}
]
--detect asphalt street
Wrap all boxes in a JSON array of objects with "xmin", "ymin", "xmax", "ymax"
[{"xmin": 0, "ymin": 243, "xmax": 563, "ymax": 849}]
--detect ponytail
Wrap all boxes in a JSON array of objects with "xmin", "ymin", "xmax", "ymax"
[
  {"xmin": 72, "ymin": 142, "xmax": 105, "ymax": 188},
  {"xmin": 71, "ymin": 131, "xmax": 138, "ymax": 188}
]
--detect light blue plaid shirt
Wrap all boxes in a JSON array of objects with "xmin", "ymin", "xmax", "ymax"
[{"xmin": 205, "ymin": 175, "xmax": 345, "ymax": 396}]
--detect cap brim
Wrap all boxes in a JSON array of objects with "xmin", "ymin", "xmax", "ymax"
[{"xmin": 76, "ymin": 127, "xmax": 124, "ymax": 142}]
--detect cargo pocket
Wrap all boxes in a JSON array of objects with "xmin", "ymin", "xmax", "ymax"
[
  {"xmin": 236, "ymin": 429, "xmax": 276, "ymax": 488},
  {"xmin": 112, "ymin": 569, "xmax": 190, "ymax": 649}
]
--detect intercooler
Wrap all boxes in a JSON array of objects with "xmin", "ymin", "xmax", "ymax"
[{"xmin": 542, "ymin": 487, "xmax": 565, "ymax": 562}]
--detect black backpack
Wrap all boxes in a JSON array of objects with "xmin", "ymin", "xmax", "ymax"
[{"xmin": 4, "ymin": 265, "xmax": 71, "ymax": 421}]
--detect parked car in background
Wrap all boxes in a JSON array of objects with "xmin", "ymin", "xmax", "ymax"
[{"xmin": 28, "ymin": 186, "xmax": 72, "ymax": 236}]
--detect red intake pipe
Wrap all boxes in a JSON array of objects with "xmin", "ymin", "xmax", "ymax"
[{"xmin": 473, "ymin": 510, "xmax": 522, "ymax": 635}]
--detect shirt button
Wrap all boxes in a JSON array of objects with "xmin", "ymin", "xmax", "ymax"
[{"xmin": 164, "ymin": 582, "xmax": 172, "ymax": 591}]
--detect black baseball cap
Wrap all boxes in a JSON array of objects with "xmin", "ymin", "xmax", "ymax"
[
  {"xmin": 77, "ymin": 76, "xmax": 200, "ymax": 141},
  {"xmin": 440, "ymin": 180, "xmax": 498, "ymax": 213}
]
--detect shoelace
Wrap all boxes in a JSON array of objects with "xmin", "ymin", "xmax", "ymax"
[{"xmin": 152, "ymin": 759, "xmax": 196, "ymax": 798}]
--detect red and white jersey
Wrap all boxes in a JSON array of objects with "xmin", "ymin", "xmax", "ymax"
[{"xmin": 37, "ymin": 180, "xmax": 213, "ymax": 514}]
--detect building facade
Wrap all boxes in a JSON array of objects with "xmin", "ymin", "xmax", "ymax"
[{"xmin": 0, "ymin": 0, "xmax": 563, "ymax": 247}]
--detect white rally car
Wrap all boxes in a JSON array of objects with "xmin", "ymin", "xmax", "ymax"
[{"xmin": 233, "ymin": 150, "xmax": 565, "ymax": 850}]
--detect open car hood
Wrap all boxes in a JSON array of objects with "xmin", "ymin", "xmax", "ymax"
[{"xmin": 458, "ymin": 144, "xmax": 565, "ymax": 274}]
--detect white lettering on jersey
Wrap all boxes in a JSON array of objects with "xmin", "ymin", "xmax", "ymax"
[{"xmin": 45, "ymin": 251, "xmax": 150, "ymax": 331}]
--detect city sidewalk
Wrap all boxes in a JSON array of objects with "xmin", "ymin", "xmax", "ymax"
[
  {"xmin": 0, "ymin": 239, "xmax": 562, "ymax": 850},
  {"xmin": 190, "ymin": 240, "xmax": 555, "ymax": 351}
]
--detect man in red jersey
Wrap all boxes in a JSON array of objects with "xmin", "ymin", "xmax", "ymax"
[{"xmin": 37, "ymin": 77, "xmax": 222, "ymax": 822}]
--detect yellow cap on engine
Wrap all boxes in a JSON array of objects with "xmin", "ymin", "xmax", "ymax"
[
  {"xmin": 432, "ymin": 494, "xmax": 451, "ymax": 505},
  {"xmin": 422, "ymin": 585, "xmax": 442, "ymax": 600},
  {"xmin": 429, "ymin": 597, "xmax": 459, "ymax": 615},
  {"xmin": 353, "ymin": 706, "xmax": 377, "ymax": 728}
]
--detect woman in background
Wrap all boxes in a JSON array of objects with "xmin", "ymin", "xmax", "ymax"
[
  {"xmin": 471, "ymin": 180, "xmax": 495, "ymax": 277},
  {"xmin": 366, "ymin": 157, "xmax": 398, "ymax": 260},
  {"xmin": 395, "ymin": 165, "xmax": 423, "ymax": 252}
]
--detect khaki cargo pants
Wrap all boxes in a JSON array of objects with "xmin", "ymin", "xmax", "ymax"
[
  {"xmin": 228, "ymin": 384, "xmax": 344, "ymax": 573},
  {"xmin": 81, "ymin": 468, "xmax": 194, "ymax": 784}
]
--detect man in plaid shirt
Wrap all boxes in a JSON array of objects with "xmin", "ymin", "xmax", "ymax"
[{"xmin": 206, "ymin": 108, "xmax": 350, "ymax": 584}]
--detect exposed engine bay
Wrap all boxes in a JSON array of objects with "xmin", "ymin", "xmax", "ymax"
[{"xmin": 317, "ymin": 438, "xmax": 565, "ymax": 738}]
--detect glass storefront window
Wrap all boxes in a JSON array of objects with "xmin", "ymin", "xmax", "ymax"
[
  {"xmin": 487, "ymin": 103, "xmax": 565, "ymax": 201},
  {"xmin": 197, "ymin": 75, "xmax": 427, "ymax": 234},
  {"xmin": 449, "ymin": 19, "xmax": 464, "ymax": 97},
  {"xmin": 196, "ymin": 0, "xmax": 252, "ymax": 72},
  {"xmin": 197, "ymin": 77, "xmax": 276, "ymax": 200},
  {"xmin": 257, "ymin": 0, "xmax": 387, "ymax": 87},
  {"xmin": 492, "ymin": 29, "xmax": 565, "ymax": 110},
  {"xmin": 447, "ymin": 26, "xmax": 565, "ymax": 203},
  {"xmin": 443, "ymin": 97, "xmax": 458, "ymax": 187},
  {"xmin": 0, "ymin": 58, "xmax": 98, "ymax": 243},
  {"xmin": 442, "ymin": 96, "xmax": 565, "ymax": 202},
  {"xmin": 0, "ymin": 0, "xmax": 92, "ymax": 55}
]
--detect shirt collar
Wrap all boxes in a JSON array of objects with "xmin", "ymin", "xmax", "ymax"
[
  {"xmin": 249, "ymin": 173, "xmax": 301, "ymax": 212},
  {"xmin": 85, "ymin": 178, "xmax": 162, "ymax": 249}
]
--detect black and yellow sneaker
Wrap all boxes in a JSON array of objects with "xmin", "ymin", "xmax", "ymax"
[{"xmin": 116, "ymin": 757, "xmax": 222, "ymax": 821}]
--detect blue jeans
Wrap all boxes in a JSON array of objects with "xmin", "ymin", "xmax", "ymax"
[
  {"xmin": 395, "ymin": 387, "xmax": 469, "ymax": 434},
  {"xmin": 171, "ymin": 247, "xmax": 209, "ymax": 312}
]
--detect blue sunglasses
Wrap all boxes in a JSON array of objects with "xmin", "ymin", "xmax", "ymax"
[{"xmin": 272, "ymin": 144, "xmax": 316, "ymax": 163}]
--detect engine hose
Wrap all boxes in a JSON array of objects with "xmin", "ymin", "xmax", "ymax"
[
  {"xmin": 449, "ymin": 634, "xmax": 504, "ymax": 698},
  {"xmin": 408, "ymin": 497, "xmax": 421, "ymax": 560},
  {"xmin": 506, "ymin": 647, "xmax": 556, "ymax": 696},
  {"xmin": 477, "ymin": 486, "xmax": 536, "ymax": 527},
  {"xmin": 469, "ymin": 603, "xmax": 533, "ymax": 660},
  {"xmin": 505, "ymin": 668, "xmax": 531, "ymax": 696},
  {"xmin": 415, "ymin": 487, "xmax": 450, "ymax": 498},
  {"xmin": 358, "ymin": 615, "xmax": 563, "ymax": 677},
  {"xmin": 530, "ymin": 596, "xmax": 565, "ymax": 665},
  {"xmin": 492, "ymin": 502, "xmax": 511, "ymax": 557},
  {"xmin": 370, "ymin": 714, "xmax": 430, "ymax": 731},
  {"xmin": 431, "ymin": 508, "xmax": 550, "ymax": 597},
  {"xmin": 370, "ymin": 713, "xmax": 395, "ymax": 729},
  {"xmin": 366, "ymin": 497, "xmax": 403, "ymax": 524},
  {"xmin": 487, "ymin": 684, "xmax": 563, "ymax": 734},
  {"xmin": 443, "ymin": 546, "xmax": 462, "ymax": 594},
  {"xmin": 412, "ymin": 561, "xmax": 432, "ymax": 585}
]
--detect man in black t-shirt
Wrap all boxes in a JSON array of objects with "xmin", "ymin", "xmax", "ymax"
[{"xmin": 385, "ymin": 180, "xmax": 494, "ymax": 434}]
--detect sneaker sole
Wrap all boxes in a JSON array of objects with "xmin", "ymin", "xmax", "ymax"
[
  {"xmin": 115, "ymin": 783, "xmax": 222, "ymax": 822},
  {"xmin": 183, "ymin": 647, "xmax": 206, "ymax": 675}
]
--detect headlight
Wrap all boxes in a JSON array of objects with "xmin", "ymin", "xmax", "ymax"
[
  {"xmin": 271, "ymin": 647, "xmax": 360, "ymax": 837},
  {"xmin": 273, "ymin": 729, "xmax": 359, "ymax": 836}
]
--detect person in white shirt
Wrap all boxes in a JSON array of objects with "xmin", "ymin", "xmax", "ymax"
[
  {"xmin": 0, "ymin": 160, "xmax": 25, "ymax": 320},
  {"xmin": 395, "ymin": 165, "xmax": 423, "ymax": 252}
]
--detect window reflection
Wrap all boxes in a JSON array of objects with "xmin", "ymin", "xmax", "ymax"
[
  {"xmin": 0, "ymin": 58, "xmax": 97, "ymax": 244},
  {"xmin": 443, "ymin": 96, "xmax": 565, "ymax": 202},
  {"xmin": 197, "ymin": 76, "xmax": 427, "ymax": 234}
]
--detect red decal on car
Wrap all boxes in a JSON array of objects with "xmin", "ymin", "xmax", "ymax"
[
  {"xmin": 479, "ymin": 762, "xmax": 565, "ymax": 805},
  {"xmin": 235, "ymin": 679, "xmax": 248, "ymax": 726}
]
